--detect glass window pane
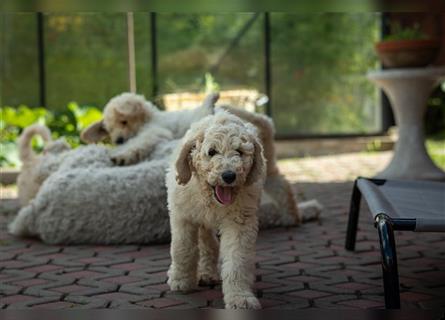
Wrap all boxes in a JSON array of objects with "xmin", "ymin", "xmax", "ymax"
[
  {"xmin": 157, "ymin": 13, "xmax": 264, "ymax": 110},
  {"xmin": 44, "ymin": 13, "xmax": 129, "ymax": 109},
  {"xmin": 134, "ymin": 13, "xmax": 152, "ymax": 101},
  {"xmin": 271, "ymin": 13, "xmax": 381, "ymax": 135},
  {"xmin": 2, "ymin": 12, "xmax": 382, "ymax": 137},
  {"xmin": 1, "ymin": 13, "xmax": 39, "ymax": 107}
]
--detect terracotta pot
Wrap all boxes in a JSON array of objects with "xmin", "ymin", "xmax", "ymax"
[{"xmin": 375, "ymin": 39, "xmax": 440, "ymax": 68}]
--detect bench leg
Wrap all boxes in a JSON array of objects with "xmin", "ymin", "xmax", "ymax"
[
  {"xmin": 376, "ymin": 214, "xmax": 401, "ymax": 309},
  {"xmin": 345, "ymin": 180, "xmax": 361, "ymax": 251}
]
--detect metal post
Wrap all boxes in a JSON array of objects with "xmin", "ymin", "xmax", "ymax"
[
  {"xmin": 37, "ymin": 12, "xmax": 46, "ymax": 107},
  {"xmin": 127, "ymin": 12, "xmax": 137, "ymax": 93},
  {"xmin": 209, "ymin": 13, "xmax": 260, "ymax": 75},
  {"xmin": 150, "ymin": 12, "xmax": 158, "ymax": 99},
  {"xmin": 264, "ymin": 12, "xmax": 272, "ymax": 117},
  {"xmin": 380, "ymin": 13, "xmax": 394, "ymax": 132},
  {"xmin": 345, "ymin": 179, "xmax": 362, "ymax": 251},
  {"xmin": 376, "ymin": 214, "xmax": 401, "ymax": 309}
]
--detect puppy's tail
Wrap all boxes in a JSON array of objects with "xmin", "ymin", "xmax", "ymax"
[
  {"xmin": 8, "ymin": 205, "xmax": 36, "ymax": 237},
  {"xmin": 220, "ymin": 105, "xmax": 275, "ymax": 136},
  {"xmin": 18, "ymin": 124, "xmax": 52, "ymax": 163},
  {"xmin": 202, "ymin": 92, "xmax": 220, "ymax": 115}
]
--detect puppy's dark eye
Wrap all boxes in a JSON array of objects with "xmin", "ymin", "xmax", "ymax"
[
  {"xmin": 121, "ymin": 120, "xmax": 127, "ymax": 126},
  {"xmin": 208, "ymin": 148, "xmax": 217, "ymax": 157}
]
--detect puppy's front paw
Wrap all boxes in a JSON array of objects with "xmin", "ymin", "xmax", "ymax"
[
  {"xmin": 167, "ymin": 276, "xmax": 197, "ymax": 292},
  {"xmin": 224, "ymin": 293, "xmax": 261, "ymax": 310},
  {"xmin": 198, "ymin": 272, "xmax": 220, "ymax": 286},
  {"xmin": 110, "ymin": 149, "xmax": 138, "ymax": 166}
]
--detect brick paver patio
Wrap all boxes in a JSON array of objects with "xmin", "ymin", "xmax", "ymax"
[{"xmin": 1, "ymin": 151, "xmax": 444, "ymax": 309}]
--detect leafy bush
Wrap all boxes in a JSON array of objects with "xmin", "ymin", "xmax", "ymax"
[
  {"xmin": 0, "ymin": 104, "xmax": 102, "ymax": 167},
  {"xmin": 383, "ymin": 23, "xmax": 426, "ymax": 41}
]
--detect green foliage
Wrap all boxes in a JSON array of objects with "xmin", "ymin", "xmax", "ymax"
[
  {"xmin": 366, "ymin": 139, "xmax": 383, "ymax": 152},
  {"xmin": 156, "ymin": 13, "xmax": 380, "ymax": 135},
  {"xmin": 426, "ymin": 85, "xmax": 445, "ymax": 136},
  {"xmin": 0, "ymin": 142, "xmax": 20, "ymax": 168},
  {"xmin": 1, "ymin": 13, "xmax": 136, "ymax": 109},
  {"xmin": 1, "ymin": 106, "xmax": 48, "ymax": 128},
  {"xmin": 426, "ymin": 132, "xmax": 445, "ymax": 170},
  {"xmin": 157, "ymin": 13, "xmax": 264, "ymax": 94},
  {"xmin": 383, "ymin": 23, "xmax": 426, "ymax": 41},
  {"xmin": 270, "ymin": 13, "xmax": 380, "ymax": 134},
  {"xmin": 0, "ymin": 106, "xmax": 48, "ymax": 167},
  {"xmin": 0, "ymin": 104, "xmax": 102, "ymax": 167},
  {"xmin": 67, "ymin": 102, "xmax": 103, "ymax": 131},
  {"xmin": 204, "ymin": 73, "xmax": 220, "ymax": 94}
]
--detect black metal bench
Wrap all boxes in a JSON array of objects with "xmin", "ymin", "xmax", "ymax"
[{"xmin": 345, "ymin": 177, "xmax": 445, "ymax": 309}]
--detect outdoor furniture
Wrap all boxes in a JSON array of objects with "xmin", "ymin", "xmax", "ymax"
[
  {"xmin": 345, "ymin": 177, "xmax": 445, "ymax": 309},
  {"xmin": 367, "ymin": 67, "xmax": 445, "ymax": 180}
]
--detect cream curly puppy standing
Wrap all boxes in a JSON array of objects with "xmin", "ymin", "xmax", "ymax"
[{"xmin": 166, "ymin": 111, "xmax": 266, "ymax": 309}]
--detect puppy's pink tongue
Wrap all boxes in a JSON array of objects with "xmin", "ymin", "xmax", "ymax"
[{"xmin": 215, "ymin": 186, "xmax": 233, "ymax": 205}]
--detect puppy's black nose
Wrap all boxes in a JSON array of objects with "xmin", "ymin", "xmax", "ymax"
[
  {"xmin": 115, "ymin": 137, "xmax": 125, "ymax": 145},
  {"xmin": 222, "ymin": 171, "xmax": 236, "ymax": 184}
]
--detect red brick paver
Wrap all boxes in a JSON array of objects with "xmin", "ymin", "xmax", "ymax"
[
  {"xmin": 137, "ymin": 297, "xmax": 186, "ymax": 309},
  {"xmin": 33, "ymin": 301, "xmax": 79, "ymax": 309},
  {"xmin": 1, "ymin": 151, "xmax": 444, "ymax": 309},
  {"xmin": 51, "ymin": 285, "xmax": 90, "ymax": 293},
  {"xmin": 1, "ymin": 295, "xmax": 35, "ymax": 304}
]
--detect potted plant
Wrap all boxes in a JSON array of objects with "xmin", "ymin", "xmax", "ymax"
[{"xmin": 375, "ymin": 23, "xmax": 440, "ymax": 68}]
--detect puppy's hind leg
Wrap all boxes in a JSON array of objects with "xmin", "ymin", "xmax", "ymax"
[
  {"xmin": 167, "ymin": 216, "xmax": 199, "ymax": 292},
  {"xmin": 197, "ymin": 226, "xmax": 220, "ymax": 286}
]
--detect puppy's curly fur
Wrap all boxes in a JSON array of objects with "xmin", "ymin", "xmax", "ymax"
[
  {"xmin": 81, "ymin": 92, "xmax": 218, "ymax": 165},
  {"xmin": 17, "ymin": 124, "xmax": 71, "ymax": 207},
  {"xmin": 218, "ymin": 106, "xmax": 302, "ymax": 224},
  {"xmin": 166, "ymin": 111, "xmax": 266, "ymax": 309}
]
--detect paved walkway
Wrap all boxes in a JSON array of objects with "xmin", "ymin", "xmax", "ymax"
[{"xmin": 1, "ymin": 151, "xmax": 444, "ymax": 309}]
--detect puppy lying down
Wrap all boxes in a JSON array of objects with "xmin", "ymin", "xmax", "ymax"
[
  {"xmin": 81, "ymin": 92, "xmax": 218, "ymax": 166},
  {"xmin": 14, "ymin": 92, "xmax": 217, "ymax": 208}
]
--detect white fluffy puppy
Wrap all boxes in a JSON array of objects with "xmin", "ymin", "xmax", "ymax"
[
  {"xmin": 166, "ymin": 111, "xmax": 266, "ymax": 309},
  {"xmin": 81, "ymin": 92, "xmax": 218, "ymax": 165}
]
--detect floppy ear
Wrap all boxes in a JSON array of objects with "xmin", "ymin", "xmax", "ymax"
[
  {"xmin": 175, "ymin": 138, "xmax": 197, "ymax": 186},
  {"xmin": 245, "ymin": 138, "xmax": 266, "ymax": 185},
  {"xmin": 80, "ymin": 120, "xmax": 108, "ymax": 143},
  {"xmin": 175, "ymin": 127, "xmax": 205, "ymax": 185}
]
